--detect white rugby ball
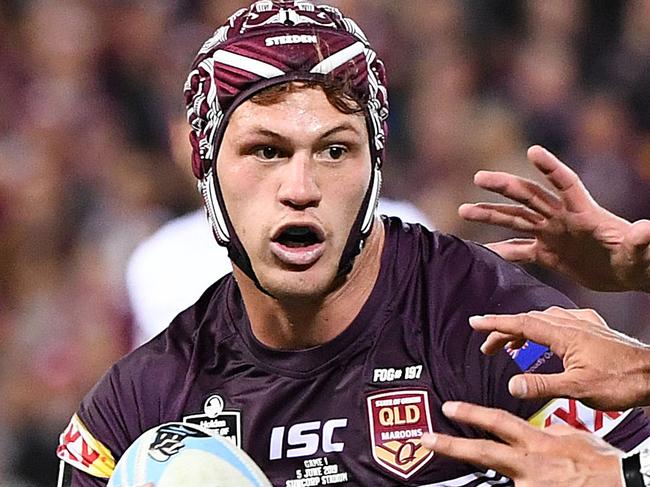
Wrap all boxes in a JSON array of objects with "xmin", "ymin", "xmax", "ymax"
[{"xmin": 107, "ymin": 422, "xmax": 272, "ymax": 487}]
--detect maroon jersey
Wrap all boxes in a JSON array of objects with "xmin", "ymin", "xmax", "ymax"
[{"xmin": 57, "ymin": 217, "xmax": 650, "ymax": 486}]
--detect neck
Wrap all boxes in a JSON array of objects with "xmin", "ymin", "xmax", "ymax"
[{"xmin": 234, "ymin": 218, "xmax": 385, "ymax": 349}]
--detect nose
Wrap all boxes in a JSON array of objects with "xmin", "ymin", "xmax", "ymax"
[{"xmin": 277, "ymin": 154, "xmax": 322, "ymax": 210}]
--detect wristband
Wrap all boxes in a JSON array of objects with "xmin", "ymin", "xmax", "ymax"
[
  {"xmin": 623, "ymin": 452, "xmax": 644, "ymax": 487},
  {"xmin": 640, "ymin": 448, "xmax": 650, "ymax": 487}
]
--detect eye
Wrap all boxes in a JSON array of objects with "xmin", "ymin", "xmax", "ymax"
[
  {"xmin": 255, "ymin": 146, "xmax": 283, "ymax": 160},
  {"xmin": 322, "ymin": 145, "xmax": 347, "ymax": 161}
]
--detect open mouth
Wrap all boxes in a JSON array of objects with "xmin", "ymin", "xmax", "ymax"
[
  {"xmin": 270, "ymin": 224, "xmax": 326, "ymax": 267},
  {"xmin": 274, "ymin": 226, "xmax": 324, "ymax": 248}
]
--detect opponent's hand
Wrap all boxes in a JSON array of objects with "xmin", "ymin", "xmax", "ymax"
[
  {"xmin": 471, "ymin": 307, "xmax": 650, "ymax": 410},
  {"xmin": 422, "ymin": 401, "xmax": 624, "ymax": 487},
  {"xmin": 459, "ymin": 145, "xmax": 650, "ymax": 292}
]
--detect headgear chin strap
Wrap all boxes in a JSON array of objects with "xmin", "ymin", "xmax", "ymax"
[
  {"xmin": 185, "ymin": 0, "xmax": 389, "ymax": 293},
  {"xmin": 199, "ymin": 169, "xmax": 229, "ymax": 245}
]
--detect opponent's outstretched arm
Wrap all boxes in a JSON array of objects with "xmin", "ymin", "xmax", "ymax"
[
  {"xmin": 422, "ymin": 401, "xmax": 625, "ymax": 487},
  {"xmin": 449, "ymin": 147, "xmax": 650, "ymax": 485},
  {"xmin": 471, "ymin": 306, "xmax": 650, "ymax": 411},
  {"xmin": 459, "ymin": 145, "xmax": 650, "ymax": 292}
]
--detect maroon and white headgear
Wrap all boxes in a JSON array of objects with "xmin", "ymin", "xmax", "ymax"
[{"xmin": 184, "ymin": 0, "xmax": 389, "ymax": 290}]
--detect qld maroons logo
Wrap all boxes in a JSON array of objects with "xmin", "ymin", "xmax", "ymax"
[{"xmin": 366, "ymin": 389, "xmax": 434, "ymax": 479}]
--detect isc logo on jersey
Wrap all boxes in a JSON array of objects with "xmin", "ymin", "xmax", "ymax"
[
  {"xmin": 366, "ymin": 389, "xmax": 434, "ymax": 479},
  {"xmin": 269, "ymin": 418, "xmax": 348, "ymax": 460},
  {"xmin": 183, "ymin": 394, "xmax": 242, "ymax": 447},
  {"xmin": 528, "ymin": 398, "xmax": 630, "ymax": 437}
]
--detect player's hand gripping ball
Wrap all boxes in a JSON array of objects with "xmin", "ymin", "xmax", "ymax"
[{"xmin": 107, "ymin": 422, "xmax": 272, "ymax": 487}]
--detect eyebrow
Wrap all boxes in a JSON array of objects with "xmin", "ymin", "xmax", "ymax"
[{"xmin": 247, "ymin": 123, "xmax": 363, "ymax": 141}]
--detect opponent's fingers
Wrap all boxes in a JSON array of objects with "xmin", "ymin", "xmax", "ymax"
[
  {"xmin": 506, "ymin": 337, "xmax": 528, "ymax": 351},
  {"xmin": 529, "ymin": 308, "xmax": 606, "ymax": 334},
  {"xmin": 484, "ymin": 238, "xmax": 537, "ymax": 263},
  {"xmin": 627, "ymin": 219, "xmax": 650, "ymax": 249},
  {"xmin": 458, "ymin": 203, "xmax": 543, "ymax": 232},
  {"xmin": 473, "ymin": 170, "xmax": 561, "ymax": 218},
  {"xmin": 479, "ymin": 331, "xmax": 517, "ymax": 355},
  {"xmin": 540, "ymin": 306, "xmax": 576, "ymax": 319},
  {"xmin": 469, "ymin": 314, "xmax": 569, "ymax": 357},
  {"xmin": 544, "ymin": 423, "xmax": 582, "ymax": 437},
  {"xmin": 421, "ymin": 431, "xmax": 522, "ymax": 476},
  {"xmin": 527, "ymin": 145, "xmax": 594, "ymax": 213},
  {"xmin": 528, "ymin": 307, "xmax": 607, "ymax": 331},
  {"xmin": 441, "ymin": 401, "xmax": 546, "ymax": 446},
  {"xmin": 561, "ymin": 308, "xmax": 606, "ymax": 326},
  {"xmin": 421, "ymin": 431, "xmax": 520, "ymax": 475},
  {"xmin": 481, "ymin": 306, "xmax": 576, "ymax": 355},
  {"xmin": 622, "ymin": 220, "xmax": 650, "ymax": 291},
  {"xmin": 509, "ymin": 372, "xmax": 580, "ymax": 401}
]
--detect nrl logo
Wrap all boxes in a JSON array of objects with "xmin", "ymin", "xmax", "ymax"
[
  {"xmin": 366, "ymin": 389, "xmax": 434, "ymax": 479},
  {"xmin": 183, "ymin": 394, "xmax": 242, "ymax": 447}
]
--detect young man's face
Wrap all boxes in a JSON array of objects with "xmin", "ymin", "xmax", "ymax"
[{"xmin": 217, "ymin": 86, "xmax": 371, "ymax": 300}]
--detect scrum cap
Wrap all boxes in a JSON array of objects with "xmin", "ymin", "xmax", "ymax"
[{"xmin": 184, "ymin": 0, "xmax": 389, "ymax": 289}]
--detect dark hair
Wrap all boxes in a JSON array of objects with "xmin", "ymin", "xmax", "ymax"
[{"xmin": 249, "ymin": 80, "xmax": 365, "ymax": 116}]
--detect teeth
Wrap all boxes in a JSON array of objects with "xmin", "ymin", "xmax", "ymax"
[{"xmin": 285, "ymin": 241, "xmax": 307, "ymax": 248}]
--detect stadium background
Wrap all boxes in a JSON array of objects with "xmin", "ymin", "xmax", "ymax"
[{"xmin": 0, "ymin": 0, "xmax": 649, "ymax": 485}]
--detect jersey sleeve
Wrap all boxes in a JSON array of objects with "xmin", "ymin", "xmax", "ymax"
[
  {"xmin": 55, "ymin": 362, "xmax": 135, "ymax": 484},
  {"xmin": 56, "ymin": 332, "xmax": 191, "ymax": 485},
  {"xmin": 429, "ymin": 237, "xmax": 650, "ymax": 453},
  {"xmin": 57, "ymin": 459, "xmax": 108, "ymax": 487}
]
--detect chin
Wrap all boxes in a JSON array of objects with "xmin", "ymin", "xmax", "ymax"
[{"xmin": 262, "ymin": 268, "xmax": 340, "ymax": 302}]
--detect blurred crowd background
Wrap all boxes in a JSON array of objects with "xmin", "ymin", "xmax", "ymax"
[{"xmin": 1, "ymin": 0, "xmax": 650, "ymax": 485}]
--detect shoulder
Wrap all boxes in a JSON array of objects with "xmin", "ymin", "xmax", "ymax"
[
  {"xmin": 416, "ymin": 226, "xmax": 574, "ymax": 313},
  {"xmin": 56, "ymin": 336, "xmax": 194, "ymax": 483},
  {"xmin": 382, "ymin": 216, "xmax": 489, "ymax": 278},
  {"xmin": 76, "ymin": 277, "xmax": 238, "ymax": 452},
  {"xmin": 382, "ymin": 220, "xmax": 573, "ymax": 349}
]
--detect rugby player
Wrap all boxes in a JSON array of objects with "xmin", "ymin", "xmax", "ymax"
[{"xmin": 57, "ymin": 1, "xmax": 650, "ymax": 486}]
